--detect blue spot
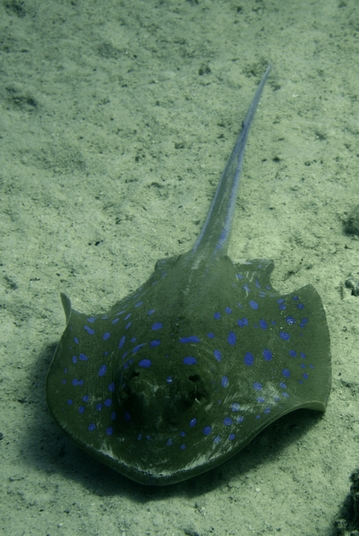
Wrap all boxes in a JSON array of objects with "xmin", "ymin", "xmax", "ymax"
[
  {"xmin": 237, "ymin": 317, "xmax": 249, "ymax": 327},
  {"xmin": 203, "ymin": 426, "xmax": 212, "ymax": 435},
  {"xmin": 112, "ymin": 318, "xmax": 119, "ymax": 325},
  {"xmin": 253, "ymin": 382, "xmax": 262, "ymax": 391},
  {"xmin": 255, "ymin": 279, "xmax": 261, "ymax": 289},
  {"xmin": 207, "ymin": 332, "xmax": 215, "ymax": 339},
  {"xmin": 108, "ymin": 382, "xmax": 115, "ymax": 392},
  {"xmin": 263, "ymin": 349, "xmax": 272, "ymax": 361},
  {"xmin": 300, "ymin": 318, "xmax": 308, "ymax": 327},
  {"xmin": 139, "ymin": 359, "xmax": 151, "ymax": 368},
  {"xmin": 111, "ymin": 411, "xmax": 116, "ymax": 420},
  {"xmin": 78, "ymin": 406, "xmax": 85, "ymax": 413},
  {"xmin": 79, "ymin": 353, "xmax": 88, "ymax": 361},
  {"xmin": 282, "ymin": 392, "xmax": 290, "ymax": 398},
  {"xmin": 180, "ymin": 444, "xmax": 186, "ymax": 450},
  {"xmin": 106, "ymin": 427, "xmax": 113, "ymax": 436},
  {"xmin": 125, "ymin": 412, "xmax": 131, "ymax": 421},
  {"xmin": 148, "ymin": 309, "xmax": 155, "ymax": 315},
  {"xmin": 72, "ymin": 355, "xmax": 77, "ymax": 364},
  {"xmin": 103, "ymin": 332, "xmax": 110, "ymax": 341},
  {"xmin": 72, "ymin": 378, "xmax": 79, "ymax": 386},
  {"xmin": 130, "ymin": 337, "xmax": 136, "ymax": 343},
  {"xmin": 237, "ymin": 273, "xmax": 243, "ymax": 279},
  {"xmin": 166, "ymin": 376, "xmax": 173, "ymax": 383},
  {"xmin": 243, "ymin": 284, "xmax": 250, "ymax": 292},
  {"xmin": 303, "ymin": 373, "xmax": 309, "ymax": 379},
  {"xmin": 228, "ymin": 331, "xmax": 236, "ymax": 345},
  {"xmin": 282, "ymin": 368, "xmax": 291, "ymax": 378},
  {"xmin": 82, "ymin": 395, "xmax": 89, "ymax": 402},
  {"xmin": 236, "ymin": 416, "xmax": 244, "ymax": 423},
  {"xmin": 88, "ymin": 423, "xmax": 96, "ymax": 431},
  {"xmin": 289, "ymin": 350, "xmax": 297, "ymax": 357},
  {"xmin": 214, "ymin": 436, "xmax": 221, "ymax": 444},
  {"xmin": 214, "ymin": 312, "xmax": 221, "ymax": 320},
  {"xmin": 223, "ymin": 417, "xmax": 233, "ymax": 426},
  {"xmin": 84, "ymin": 326, "xmax": 95, "ymax": 335},
  {"xmin": 231, "ymin": 403, "xmax": 240, "ymax": 412},
  {"xmin": 126, "ymin": 322, "xmax": 132, "ymax": 330},
  {"xmin": 104, "ymin": 398, "xmax": 112, "ymax": 407},
  {"xmin": 221, "ymin": 376, "xmax": 229, "ymax": 388},
  {"xmin": 286, "ymin": 316, "xmax": 295, "ymax": 325},
  {"xmin": 125, "ymin": 313, "xmax": 131, "ymax": 320},
  {"xmin": 183, "ymin": 356, "xmax": 196, "ymax": 365},
  {"xmin": 98, "ymin": 364, "xmax": 107, "ymax": 377},
  {"xmin": 166, "ymin": 438, "xmax": 173, "ymax": 446},
  {"xmin": 150, "ymin": 340, "xmax": 160, "ymax": 347},
  {"xmin": 280, "ymin": 331, "xmax": 290, "ymax": 341},
  {"xmin": 180, "ymin": 431, "xmax": 186, "ymax": 437},
  {"xmin": 225, "ymin": 307, "xmax": 232, "ymax": 314},
  {"xmin": 259, "ymin": 319, "xmax": 267, "ymax": 329},
  {"xmin": 189, "ymin": 418, "xmax": 197, "ymax": 427},
  {"xmin": 244, "ymin": 352, "xmax": 254, "ymax": 366},
  {"xmin": 74, "ymin": 337, "xmax": 79, "ymax": 344},
  {"xmin": 67, "ymin": 399, "xmax": 73, "ymax": 405},
  {"xmin": 133, "ymin": 343, "xmax": 146, "ymax": 354},
  {"xmin": 87, "ymin": 317, "xmax": 96, "ymax": 323},
  {"xmin": 229, "ymin": 433, "xmax": 235, "ymax": 440},
  {"xmin": 118, "ymin": 336, "xmax": 126, "ymax": 349},
  {"xmin": 214, "ymin": 349, "xmax": 222, "ymax": 362},
  {"xmin": 280, "ymin": 382, "xmax": 287, "ymax": 389},
  {"xmin": 249, "ymin": 300, "xmax": 258, "ymax": 310},
  {"xmin": 300, "ymin": 352, "xmax": 307, "ymax": 359},
  {"xmin": 135, "ymin": 301, "xmax": 143, "ymax": 308},
  {"xmin": 151, "ymin": 322, "xmax": 163, "ymax": 330},
  {"xmin": 180, "ymin": 336, "xmax": 200, "ymax": 343},
  {"xmin": 301, "ymin": 363, "xmax": 306, "ymax": 369},
  {"xmin": 62, "ymin": 379, "xmax": 66, "ymax": 384},
  {"xmin": 264, "ymin": 407, "xmax": 271, "ymax": 414},
  {"xmin": 96, "ymin": 403, "xmax": 102, "ymax": 411},
  {"xmin": 297, "ymin": 303, "xmax": 304, "ymax": 309}
]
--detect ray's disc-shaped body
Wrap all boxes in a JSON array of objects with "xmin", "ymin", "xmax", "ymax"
[{"xmin": 47, "ymin": 66, "xmax": 331, "ymax": 485}]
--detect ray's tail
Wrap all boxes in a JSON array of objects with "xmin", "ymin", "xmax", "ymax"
[{"xmin": 192, "ymin": 65, "xmax": 271, "ymax": 258}]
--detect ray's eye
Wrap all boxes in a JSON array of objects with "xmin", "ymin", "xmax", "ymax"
[{"xmin": 116, "ymin": 367, "xmax": 210, "ymax": 428}]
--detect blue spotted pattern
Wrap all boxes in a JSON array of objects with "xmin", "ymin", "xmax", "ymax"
[{"xmin": 47, "ymin": 66, "xmax": 331, "ymax": 486}]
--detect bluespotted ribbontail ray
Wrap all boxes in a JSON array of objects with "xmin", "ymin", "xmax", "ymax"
[{"xmin": 47, "ymin": 66, "xmax": 331, "ymax": 485}]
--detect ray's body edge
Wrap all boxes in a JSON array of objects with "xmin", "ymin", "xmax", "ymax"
[{"xmin": 47, "ymin": 66, "xmax": 331, "ymax": 486}]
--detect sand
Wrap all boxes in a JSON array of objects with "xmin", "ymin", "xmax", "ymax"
[{"xmin": 1, "ymin": 0, "xmax": 358, "ymax": 534}]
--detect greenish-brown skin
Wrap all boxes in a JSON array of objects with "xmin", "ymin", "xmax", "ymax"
[{"xmin": 47, "ymin": 67, "xmax": 331, "ymax": 485}]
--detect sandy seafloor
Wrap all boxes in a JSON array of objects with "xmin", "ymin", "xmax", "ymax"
[{"xmin": 1, "ymin": 0, "xmax": 359, "ymax": 534}]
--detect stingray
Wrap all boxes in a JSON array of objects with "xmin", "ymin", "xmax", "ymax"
[{"xmin": 47, "ymin": 66, "xmax": 331, "ymax": 485}]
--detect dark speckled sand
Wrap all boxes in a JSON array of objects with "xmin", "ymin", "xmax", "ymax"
[{"xmin": 1, "ymin": 0, "xmax": 358, "ymax": 534}]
